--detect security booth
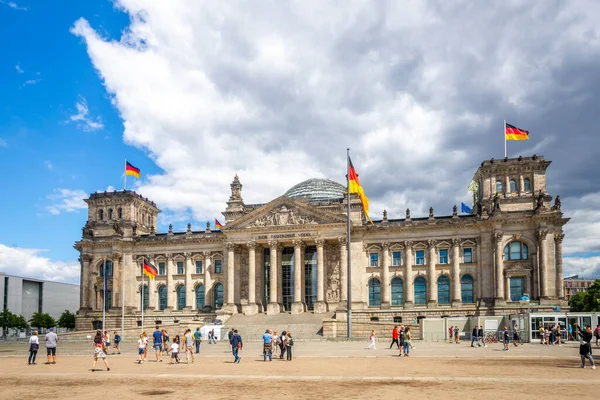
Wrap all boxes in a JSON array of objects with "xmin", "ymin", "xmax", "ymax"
[{"xmin": 513, "ymin": 311, "xmax": 599, "ymax": 343}]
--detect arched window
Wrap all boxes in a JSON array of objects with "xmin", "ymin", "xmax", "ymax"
[
  {"xmin": 117, "ymin": 208, "xmax": 123, "ymax": 219},
  {"xmin": 213, "ymin": 283, "xmax": 224, "ymax": 310},
  {"xmin": 368, "ymin": 278, "xmax": 381, "ymax": 307},
  {"xmin": 98, "ymin": 209, "xmax": 104, "ymax": 221},
  {"xmin": 414, "ymin": 276, "xmax": 427, "ymax": 305},
  {"xmin": 158, "ymin": 285, "xmax": 167, "ymax": 310},
  {"xmin": 391, "ymin": 277, "xmax": 404, "ymax": 306},
  {"xmin": 509, "ymin": 179, "xmax": 517, "ymax": 192},
  {"xmin": 177, "ymin": 285, "xmax": 186, "ymax": 310},
  {"xmin": 503, "ymin": 241, "xmax": 529, "ymax": 260},
  {"xmin": 108, "ymin": 208, "xmax": 113, "ymax": 220},
  {"xmin": 141, "ymin": 285, "xmax": 149, "ymax": 310},
  {"xmin": 104, "ymin": 290, "xmax": 111, "ymax": 311},
  {"xmin": 496, "ymin": 180, "xmax": 503, "ymax": 193},
  {"xmin": 461, "ymin": 274, "xmax": 474, "ymax": 303},
  {"xmin": 99, "ymin": 260, "xmax": 113, "ymax": 277},
  {"xmin": 437, "ymin": 275, "xmax": 450, "ymax": 305},
  {"xmin": 524, "ymin": 178, "xmax": 531, "ymax": 191},
  {"xmin": 195, "ymin": 284, "xmax": 205, "ymax": 310}
]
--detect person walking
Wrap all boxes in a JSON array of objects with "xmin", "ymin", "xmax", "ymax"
[
  {"xmin": 152, "ymin": 326, "xmax": 163, "ymax": 362},
  {"xmin": 272, "ymin": 330, "xmax": 279, "ymax": 358},
  {"xmin": 142, "ymin": 331, "xmax": 149, "ymax": 361},
  {"xmin": 263, "ymin": 329, "xmax": 273, "ymax": 362},
  {"xmin": 28, "ymin": 330, "xmax": 39, "ymax": 365},
  {"xmin": 228, "ymin": 328, "xmax": 235, "ymax": 351},
  {"xmin": 286, "ymin": 332, "xmax": 294, "ymax": 361},
  {"xmin": 513, "ymin": 325, "xmax": 521, "ymax": 347},
  {"xmin": 44, "ymin": 327, "xmax": 58, "ymax": 365},
  {"xmin": 556, "ymin": 324, "xmax": 562, "ymax": 346},
  {"xmin": 193, "ymin": 327, "xmax": 202, "ymax": 354},
  {"xmin": 478, "ymin": 326, "xmax": 486, "ymax": 348},
  {"xmin": 576, "ymin": 324, "xmax": 596, "ymax": 369},
  {"xmin": 230, "ymin": 329, "xmax": 243, "ymax": 364},
  {"xmin": 162, "ymin": 329, "xmax": 170, "ymax": 355},
  {"xmin": 448, "ymin": 326, "xmax": 453, "ymax": 343},
  {"xmin": 595, "ymin": 325, "xmax": 600, "ymax": 346},
  {"xmin": 389, "ymin": 326, "xmax": 400, "ymax": 349},
  {"xmin": 136, "ymin": 333, "xmax": 146, "ymax": 364},
  {"xmin": 169, "ymin": 337, "xmax": 180, "ymax": 364},
  {"xmin": 92, "ymin": 330, "xmax": 110, "ymax": 372},
  {"xmin": 454, "ymin": 326, "xmax": 460, "ymax": 344},
  {"xmin": 184, "ymin": 328, "xmax": 195, "ymax": 364},
  {"xmin": 502, "ymin": 326, "xmax": 510, "ymax": 351},
  {"xmin": 279, "ymin": 330, "xmax": 287, "ymax": 359},
  {"xmin": 368, "ymin": 330, "xmax": 376, "ymax": 350},
  {"xmin": 471, "ymin": 325, "xmax": 479, "ymax": 347},
  {"xmin": 104, "ymin": 331, "xmax": 111, "ymax": 355},
  {"xmin": 403, "ymin": 327, "xmax": 412, "ymax": 357},
  {"xmin": 113, "ymin": 331, "xmax": 121, "ymax": 354}
]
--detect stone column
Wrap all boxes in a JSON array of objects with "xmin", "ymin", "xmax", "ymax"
[
  {"xmin": 427, "ymin": 240, "xmax": 437, "ymax": 306},
  {"xmin": 519, "ymin": 174, "xmax": 524, "ymax": 194},
  {"xmin": 314, "ymin": 238, "xmax": 327, "ymax": 313},
  {"xmin": 184, "ymin": 252, "xmax": 193, "ymax": 309},
  {"xmin": 339, "ymin": 237, "xmax": 348, "ymax": 307},
  {"xmin": 111, "ymin": 253, "xmax": 121, "ymax": 308},
  {"xmin": 404, "ymin": 241, "xmax": 414, "ymax": 308},
  {"xmin": 291, "ymin": 240, "xmax": 305, "ymax": 314},
  {"xmin": 203, "ymin": 252, "xmax": 212, "ymax": 310},
  {"xmin": 267, "ymin": 241, "xmax": 280, "ymax": 315},
  {"xmin": 223, "ymin": 243, "xmax": 237, "ymax": 313},
  {"xmin": 80, "ymin": 255, "xmax": 92, "ymax": 309},
  {"xmin": 166, "ymin": 254, "xmax": 176, "ymax": 310},
  {"xmin": 381, "ymin": 242, "xmax": 391, "ymax": 307},
  {"xmin": 88, "ymin": 257, "xmax": 97, "ymax": 310},
  {"xmin": 555, "ymin": 233, "xmax": 565, "ymax": 299},
  {"xmin": 242, "ymin": 242, "xmax": 258, "ymax": 315},
  {"xmin": 451, "ymin": 239, "xmax": 461, "ymax": 304},
  {"xmin": 505, "ymin": 274, "xmax": 511, "ymax": 301},
  {"xmin": 505, "ymin": 176, "xmax": 510, "ymax": 196},
  {"xmin": 538, "ymin": 230, "xmax": 549, "ymax": 299},
  {"xmin": 493, "ymin": 232, "xmax": 505, "ymax": 303}
]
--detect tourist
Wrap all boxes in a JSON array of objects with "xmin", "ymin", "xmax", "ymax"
[
  {"xmin": 575, "ymin": 324, "xmax": 596, "ymax": 370},
  {"xmin": 152, "ymin": 326, "xmax": 163, "ymax": 362},
  {"xmin": 113, "ymin": 331, "xmax": 121, "ymax": 354},
  {"xmin": 286, "ymin": 331, "xmax": 294, "ymax": 361},
  {"xmin": 595, "ymin": 325, "xmax": 600, "ymax": 346},
  {"xmin": 44, "ymin": 327, "xmax": 58, "ymax": 365},
  {"xmin": 556, "ymin": 324, "xmax": 562, "ymax": 346},
  {"xmin": 478, "ymin": 326, "xmax": 485, "ymax": 348},
  {"xmin": 502, "ymin": 326, "xmax": 510, "ymax": 351},
  {"xmin": 471, "ymin": 325, "xmax": 479, "ymax": 347},
  {"xmin": 170, "ymin": 337, "xmax": 180, "ymax": 364},
  {"xmin": 230, "ymin": 329, "xmax": 243, "ymax": 364},
  {"xmin": 263, "ymin": 329, "xmax": 273, "ymax": 362},
  {"xmin": 184, "ymin": 328, "xmax": 195, "ymax": 364},
  {"xmin": 28, "ymin": 330, "xmax": 39, "ymax": 365},
  {"xmin": 403, "ymin": 327, "xmax": 412, "ymax": 357},
  {"xmin": 272, "ymin": 330, "xmax": 279, "ymax": 357},
  {"xmin": 368, "ymin": 330, "xmax": 376, "ymax": 350},
  {"xmin": 279, "ymin": 330, "xmax": 287, "ymax": 359},
  {"xmin": 228, "ymin": 328, "xmax": 235, "ymax": 351},
  {"xmin": 539, "ymin": 326, "xmax": 545, "ymax": 344},
  {"xmin": 162, "ymin": 329, "xmax": 170, "ymax": 355},
  {"xmin": 136, "ymin": 334, "xmax": 145, "ymax": 364},
  {"xmin": 448, "ymin": 326, "xmax": 453, "ymax": 343},
  {"xmin": 398, "ymin": 326, "xmax": 405, "ymax": 356},
  {"xmin": 209, "ymin": 329, "xmax": 217, "ymax": 344},
  {"xmin": 142, "ymin": 331, "xmax": 149, "ymax": 361},
  {"xmin": 568, "ymin": 324, "xmax": 575, "ymax": 341},
  {"xmin": 454, "ymin": 326, "xmax": 460, "ymax": 344},
  {"xmin": 549, "ymin": 325, "xmax": 556, "ymax": 345},
  {"xmin": 104, "ymin": 331, "xmax": 111, "ymax": 355},
  {"xmin": 389, "ymin": 326, "xmax": 400, "ymax": 349},
  {"xmin": 194, "ymin": 327, "xmax": 202, "ymax": 354},
  {"xmin": 92, "ymin": 330, "xmax": 110, "ymax": 372},
  {"xmin": 513, "ymin": 325, "xmax": 520, "ymax": 347}
]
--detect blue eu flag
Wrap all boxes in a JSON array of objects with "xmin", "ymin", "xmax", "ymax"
[{"xmin": 461, "ymin": 202, "xmax": 472, "ymax": 214}]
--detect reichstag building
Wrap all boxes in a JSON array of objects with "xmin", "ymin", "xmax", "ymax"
[{"xmin": 75, "ymin": 155, "xmax": 568, "ymax": 329}]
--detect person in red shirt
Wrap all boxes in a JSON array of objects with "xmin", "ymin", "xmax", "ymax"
[{"xmin": 389, "ymin": 326, "xmax": 400, "ymax": 349}]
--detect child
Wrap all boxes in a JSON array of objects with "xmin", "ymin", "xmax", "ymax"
[
  {"xmin": 137, "ymin": 334, "xmax": 145, "ymax": 364},
  {"xmin": 104, "ymin": 331, "xmax": 111, "ymax": 355},
  {"xmin": 142, "ymin": 331, "xmax": 148, "ymax": 361},
  {"xmin": 170, "ymin": 336, "xmax": 180, "ymax": 364},
  {"xmin": 113, "ymin": 331, "xmax": 121, "ymax": 354},
  {"xmin": 368, "ymin": 330, "xmax": 376, "ymax": 350},
  {"xmin": 92, "ymin": 330, "xmax": 110, "ymax": 371}
]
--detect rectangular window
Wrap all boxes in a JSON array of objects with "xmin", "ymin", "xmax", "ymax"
[
  {"xmin": 463, "ymin": 248, "xmax": 473, "ymax": 263},
  {"xmin": 415, "ymin": 250, "xmax": 425, "ymax": 265},
  {"xmin": 195, "ymin": 260, "xmax": 203, "ymax": 274},
  {"xmin": 159, "ymin": 262, "xmax": 166, "ymax": 275},
  {"xmin": 177, "ymin": 261, "xmax": 184, "ymax": 275},
  {"xmin": 439, "ymin": 249, "xmax": 448, "ymax": 264},
  {"xmin": 369, "ymin": 253, "xmax": 379, "ymax": 267},
  {"xmin": 392, "ymin": 251, "xmax": 401, "ymax": 267},
  {"xmin": 214, "ymin": 260, "xmax": 222, "ymax": 274}
]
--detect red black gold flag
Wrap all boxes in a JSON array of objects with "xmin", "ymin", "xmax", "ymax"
[
  {"xmin": 143, "ymin": 259, "xmax": 158, "ymax": 280},
  {"xmin": 348, "ymin": 157, "xmax": 373, "ymax": 224},
  {"xmin": 505, "ymin": 123, "xmax": 529, "ymax": 141}
]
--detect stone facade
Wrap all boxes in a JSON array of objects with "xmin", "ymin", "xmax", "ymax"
[{"xmin": 74, "ymin": 155, "xmax": 568, "ymax": 330}]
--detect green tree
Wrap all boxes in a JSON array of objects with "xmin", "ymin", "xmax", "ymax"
[
  {"xmin": 29, "ymin": 312, "xmax": 56, "ymax": 330},
  {"xmin": 568, "ymin": 291, "xmax": 588, "ymax": 312},
  {"xmin": 582, "ymin": 279, "xmax": 600, "ymax": 312},
  {"xmin": 0, "ymin": 309, "xmax": 15, "ymax": 338},
  {"xmin": 11, "ymin": 314, "xmax": 29, "ymax": 331},
  {"xmin": 57, "ymin": 310, "xmax": 76, "ymax": 330}
]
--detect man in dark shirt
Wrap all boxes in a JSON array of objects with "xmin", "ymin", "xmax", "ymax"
[
  {"xmin": 478, "ymin": 326, "xmax": 486, "ymax": 348},
  {"xmin": 230, "ymin": 329, "xmax": 242, "ymax": 364},
  {"xmin": 228, "ymin": 328, "xmax": 234, "ymax": 351},
  {"xmin": 152, "ymin": 326, "xmax": 163, "ymax": 362},
  {"xmin": 502, "ymin": 326, "xmax": 510, "ymax": 351},
  {"xmin": 471, "ymin": 325, "xmax": 480, "ymax": 347}
]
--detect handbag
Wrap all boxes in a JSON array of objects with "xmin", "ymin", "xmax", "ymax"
[{"xmin": 30, "ymin": 343, "xmax": 39, "ymax": 352}]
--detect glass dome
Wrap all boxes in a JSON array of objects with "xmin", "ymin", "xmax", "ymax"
[{"xmin": 284, "ymin": 178, "xmax": 346, "ymax": 202}]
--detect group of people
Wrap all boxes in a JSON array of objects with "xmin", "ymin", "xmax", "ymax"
[
  {"xmin": 539, "ymin": 324, "xmax": 562, "ymax": 345},
  {"xmin": 27, "ymin": 327, "xmax": 59, "ymax": 366},
  {"xmin": 381, "ymin": 326, "xmax": 414, "ymax": 356},
  {"xmin": 260, "ymin": 329, "xmax": 294, "ymax": 362}
]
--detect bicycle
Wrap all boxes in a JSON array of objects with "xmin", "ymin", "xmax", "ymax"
[{"xmin": 484, "ymin": 333, "xmax": 498, "ymax": 344}]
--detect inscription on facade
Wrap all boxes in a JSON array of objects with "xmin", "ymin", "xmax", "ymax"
[{"xmin": 255, "ymin": 232, "xmax": 316, "ymax": 240}]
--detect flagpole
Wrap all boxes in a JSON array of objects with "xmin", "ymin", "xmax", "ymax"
[
  {"xmin": 141, "ymin": 261, "xmax": 144, "ymax": 334},
  {"xmin": 121, "ymin": 260, "xmax": 125, "ymax": 342},
  {"xmin": 102, "ymin": 256, "xmax": 106, "ymax": 332},
  {"xmin": 124, "ymin": 159, "xmax": 127, "ymax": 191},
  {"xmin": 504, "ymin": 120, "xmax": 507, "ymax": 158},
  {"xmin": 346, "ymin": 148, "xmax": 352, "ymax": 339}
]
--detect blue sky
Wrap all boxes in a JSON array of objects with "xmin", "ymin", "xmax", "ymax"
[{"xmin": 1, "ymin": 0, "xmax": 600, "ymax": 282}]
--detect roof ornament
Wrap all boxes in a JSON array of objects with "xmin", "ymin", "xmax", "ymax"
[
  {"xmin": 186, "ymin": 223, "xmax": 192, "ymax": 234},
  {"xmin": 429, "ymin": 207, "xmax": 434, "ymax": 219},
  {"xmin": 168, "ymin": 224, "xmax": 173, "ymax": 235},
  {"xmin": 382, "ymin": 209, "xmax": 388, "ymax": 222}
]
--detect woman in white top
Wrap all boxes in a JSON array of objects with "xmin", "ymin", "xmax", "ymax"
[{"xmin": 28, "ymin": 331, "xmax": 39, "ymax": 365}]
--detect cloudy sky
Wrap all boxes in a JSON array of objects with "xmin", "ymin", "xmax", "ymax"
[{"xmin": 1, "ymin": 0, "xmax": 600, "ymax": 283}]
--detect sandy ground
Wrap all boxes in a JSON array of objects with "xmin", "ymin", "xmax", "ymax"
[{"xmin": 1, "ymin": 341, "xmax": 599, "ymax": 399}]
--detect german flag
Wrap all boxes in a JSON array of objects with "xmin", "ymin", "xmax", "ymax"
[
  {"xmin": 143, "ymin": 259, "xmax": 158, "ymax": 280},
  {"xmin": 125, "ymin": 161, "xmax": 141, "ymax": 178},
  {"xmin": 215, "ymin": 219, "xmax": 223, "ymax": 229},
  {"xmin": 348, "ymin": 157, "xmax": 373, "ymax": 224},
  {"xmin": 505, "ymin": 123, "xmax": 529, "ymax": 141}
]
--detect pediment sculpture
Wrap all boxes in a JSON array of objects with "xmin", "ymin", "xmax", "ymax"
[{"xmin": 249, "ymin": 205, "xmax": 317, "ymax": 227}]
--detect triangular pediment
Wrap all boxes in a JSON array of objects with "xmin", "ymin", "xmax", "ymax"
[{"xmin": 224, "ymin": 196, "xmax": 347, "ymax": 230}]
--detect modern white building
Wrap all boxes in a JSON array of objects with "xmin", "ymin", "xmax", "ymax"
[{"xmin": 0, "ymin": 273, "xmax": 80, "ymax": 321}]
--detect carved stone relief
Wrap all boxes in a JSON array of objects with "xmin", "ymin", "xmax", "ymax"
[
  {"xmin": 326, "ymin": 243, "xmax": 340, "ymax": 302},
  {"xmin": 240, "ymin": 249, "xmax": 249, "ymax": 303},
  {"xmin": 249, "ymin": 205, "xmax": 317, "ymax": 227}
]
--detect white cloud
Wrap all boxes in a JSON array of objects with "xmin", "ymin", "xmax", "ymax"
[
  {"xmin": 45, "ymin": 188, "xmax": 88, "ymax": 215},
  {"xmin": 0, "ymin": 0, "xmax": 27, "ymax": 11},
  {"xmin": 563, "ymin": 256, "xmax": 600, "ymax": 279},
  {"xmin": 562, "ymin": 193, "xmax": 600, "ymax": 254},
  {"xmin": 20, "ymin": 78, "xmax": 41, "ymax": 88},
  {"xmin": 0, "ymin": 244, "xmax": 79, "ymax": 283},
  {"xmin": 15, "ymin": 64, "xmax": 24, "ymax": 73},
  {"xmin": 45, "ymin": 160, "xmax": 53, "ymax": 170},
  {"xmin": 68, "ymin": 98, "xmax": 104, "ymax": 131},
  {"xmin": 0, "ymin": 138, "xmax": 6, "ymax": 147}
]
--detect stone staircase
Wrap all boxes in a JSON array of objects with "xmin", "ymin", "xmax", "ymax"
[{"xmin": 223, "ymin": 312, "xmax": 335, "ymax": 342}]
